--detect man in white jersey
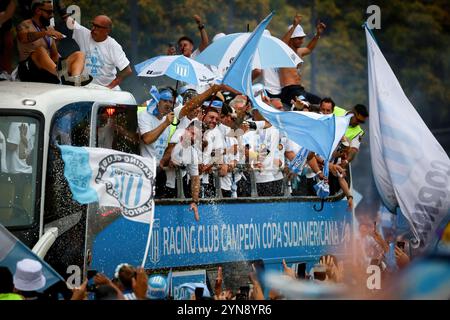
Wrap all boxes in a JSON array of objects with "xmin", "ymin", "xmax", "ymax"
[{"xmin": 67, "ymin": 14, "xmax": 132, "ymax": 90}]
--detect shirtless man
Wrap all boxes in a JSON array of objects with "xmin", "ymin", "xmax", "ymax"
[{"xmin": 279, "ymin": 14, "xmax": 326, "ymax": 106}]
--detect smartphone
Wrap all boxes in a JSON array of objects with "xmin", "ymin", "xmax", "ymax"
[
  {"xmin": 296, "ymin": 263, "xmax": 306, "ymax": 279},
  {"xmin": 397, "ymin": 241, "xmax": 406, "ymax": 250},
  {"xmin": 195, "ymin": 287, "xmax": 204, "ymax": 300},
  {"xmin": 87, "ymin": 269, "xmax": 98, "ymax": 280},
  {"xmin": 236, "ymin": 286, "xmax": 249, "ymax": 300}
]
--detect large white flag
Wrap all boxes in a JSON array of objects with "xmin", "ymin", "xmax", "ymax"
[
  {"xmin": 366, "ymin": 26, "xmax": 450, "ymax": 252},
  {"xmin": 59, "ymin": 145, "xmax": 156, "ymax": 224}
]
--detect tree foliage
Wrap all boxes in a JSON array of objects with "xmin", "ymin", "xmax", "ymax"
[{"xmin": 73, "ymin": 0, "xmax": 449, "ymax": 129}]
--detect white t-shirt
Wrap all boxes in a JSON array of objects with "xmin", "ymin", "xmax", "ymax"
[
  {"xmin": 72, "ymin": 21, "xmax": 130, "ymax": 88},
  {"xmin": 201, "ymin": 126, "xmax": 224, "ymax": 183},
  {"xmin": 138, "ymin": 111, "xmax": 170, "ymax": 163},
  {"xmin": 350, "ymin": 132, "xmax": 363, "ymax": 150},
  {"xmin": 171, "ymin": 134, "xmax": 200, "ymax": 177},
  {"xmin": 262, "ymin": 68, "xmax": 281, "ymax": 95},
  {"xmin": 218, "ymin": 124, "xmax": 239, "ymax": 191},
  {"xmin": 6, "ymin": 122, "xmax": 35, "ymax": 174},
  {"xmin": 245, "ymin": 127, "xmax": 285, "ymax": 184},
  {"xmin": 165, "ymin": 126, "xmax": 201, "ymax": 189}
]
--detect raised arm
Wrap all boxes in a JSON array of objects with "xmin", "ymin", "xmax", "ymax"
[
  {"xmin": 297, "ymin": 20, "xmax": 326, "ymax": 57},
  {"xmin": 0, "ymin": 0, "xmax": 16, "ymax": 25},
  {"xmin": 194, "ymin": 15, "xmax": 209, "ymax": 52},
  {"xmin": 282, "ymin": 14, "xmax": 302, "ymax": 44},
  {"xmin": 178, "ymin": 84, "xmax": 224, "ymax": 119}
]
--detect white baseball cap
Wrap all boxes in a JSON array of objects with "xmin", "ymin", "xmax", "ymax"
[
  {"xmin": 13, "ymin": 259, "xmax": 46, "ymax": 292},
  {"xmin": 288, "ymin": 24, "xmax": 307, "ymax": 38}
]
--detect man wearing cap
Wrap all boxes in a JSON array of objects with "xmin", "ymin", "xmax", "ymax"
[
  {"xmin": 16, "ymin": 0, "xmax": 90, "ymax": 85},
  {"xmin": 66, "ymin": 14, "xmax": 132, "ymax": 90},
  {"xmin": 279, "ymin": 14, "xmax": 326, "ymax": 106}
]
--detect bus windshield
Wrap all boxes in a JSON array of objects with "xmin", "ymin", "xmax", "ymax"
[{"xmin": 0, "ymin": 115, "xmax": 41, "ymax": 228}]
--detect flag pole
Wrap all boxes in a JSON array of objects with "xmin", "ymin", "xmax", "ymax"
[{"xmin": 141, "ymin": 218, "xmax": 154, "ymax": 268}]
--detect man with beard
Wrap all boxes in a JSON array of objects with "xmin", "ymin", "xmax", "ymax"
[{"xmin": 16, "ymin": 0, "xmax": 90, "ymax": 85}]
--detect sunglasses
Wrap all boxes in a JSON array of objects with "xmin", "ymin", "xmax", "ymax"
[{"xmin": 39, "ymin": 8, "xmax": 53, "ymax": 14}]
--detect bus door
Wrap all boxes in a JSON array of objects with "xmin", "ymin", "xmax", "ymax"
[{"xmin": 83, "ymin": 103, "xmax": 139, "ymax": 275}]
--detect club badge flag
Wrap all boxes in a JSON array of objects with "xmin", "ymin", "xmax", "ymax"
[
  {"xmin": 366, "ymin": 25, "xmax": 450, "ymax": 252},
  {"xmin": 59, "ymin": 145, "xmax": 156, "ymax": 224}
]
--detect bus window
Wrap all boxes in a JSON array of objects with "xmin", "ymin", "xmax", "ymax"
[
  {"xmin": 0, "ymin": 116, "xmax": 40, "ymax": 228},
  {"xmin": 45, "ymin": 102, "xmax": 93, "ymax": 225},
  {"xmin": 51, "ymin": 102, "xmax": 93, "ymax": 147},
  {"xmin": 96, "ymin": 105, "xmax": 139, "ymax": 155}
]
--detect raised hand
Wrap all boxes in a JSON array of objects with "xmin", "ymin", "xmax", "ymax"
[
  {"xmin": 193, "ymin": 15, "xmax": 202, "ymax": 25},
  {"xmin": 132, "ymin": 267, "xmax": 149, "ymax": 299},
  {"xmin": 165, "ymin": 112, "xmax": 175, "ymax": 125},
  {"xmin": 282, "ymin": 259, "xmax": 296, "ymax": 279},
  {"xmin": 293, "ymin": 14, "xmax": 302, "ymax": 26},
  {"xmin": 316, "ymin": 21, "xmax": 327, "ymax": 36},
  {"xmin": 71, "ymin": 279, "xmax": 88, "ymax": 300},
  {"xmin": 395, "ymin": 245, "xmax": 410, "ymax": 268}
]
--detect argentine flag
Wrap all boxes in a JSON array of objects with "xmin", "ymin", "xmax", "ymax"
[
  {"xmin": 221, "ymin": 12, "xmax": 350, "ymax": 177},
  {"xmin": 0, "ymin": 224, "xmax": 64, "ymax": 291},
  {"xmin": 59, "ymin": 145, "xmax": 156, "ymax": 224}
]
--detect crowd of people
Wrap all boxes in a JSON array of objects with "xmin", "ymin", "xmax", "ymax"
[
  {"xmin": 0, "ymin": 220, "xmax": 417, "ymax": 300},
  {"xmin": 132, "ymin": 13, "xmax": 368, "ymax": 221},
  {"xmin": 0, "ymin": 1, "xmax": 370, "ymax": 222}
]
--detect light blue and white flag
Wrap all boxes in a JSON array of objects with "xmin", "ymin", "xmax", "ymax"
[
  {"xmin": 251, "ymin": 96, "xmax": 350, "ymax": 177},
  {"xmin": 366, "ymin": 25, "xmax": 450, "ymax": 252},
  {"xmin": 0, "ymin": 224, "xmax": 64, "ymax": 291},
  {"xmin": 288, "ymin": 147, "xmax": 310, "ymax": 174},
  {"xmin": 221, "ymin": 12, "xmax": 350, "ymax": 177},
  {"xmin": 59, "ymin": 145, "xmax": 156, "ymax": 224}
]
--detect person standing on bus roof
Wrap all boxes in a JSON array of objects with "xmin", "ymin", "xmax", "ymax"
[{"xmin": 66, "ymin": 14, "xmax": 132, "ymax": 90}]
